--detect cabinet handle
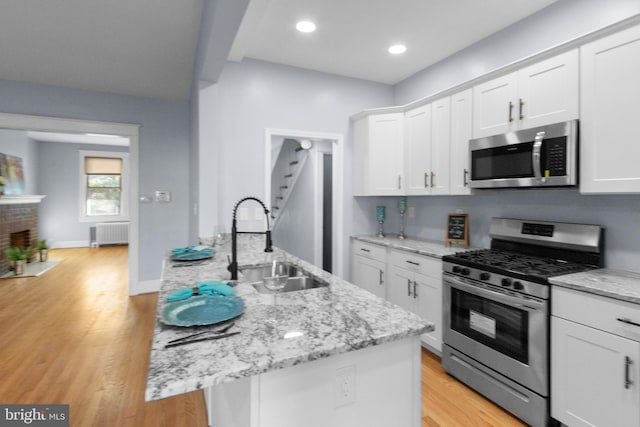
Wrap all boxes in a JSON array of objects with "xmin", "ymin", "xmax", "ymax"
[
  {"xmin": 508, "ymin": 101, "xmax": 514, "ymax": 122},
  {"xmin": 413, "ymin": 280, "xmax": 418, "ymax": 299},
  {"xmin": 407, "ymin": 279, "xmax": 412, "ymax": 296},
  {"xmin": 398, "ymin": 175, "xmax": 402, "ymax": 190},
  {"xmin": 360, "ymin": 248, "xmax": 371, "ymax": 253},
  {"xmin": 519, "ymin": 98, "xmax": 525, "ymax": 120},
  {"xmin": 379, "ymin": 270, "xmax": 384, "ymax": 285},
  {"xmin": 463, "ymin": 169, "xmax": 469, "ymax": 187},
  {"xmin": 625, "ymin": 356, "xmax": 634, "ymax": 389},
  {"xmin": 406, "ymin": 260, "xmax": 420, "ymax": 266},
  {"xmin": 430, "ymin": 172, "xmax": 435, "ymax": 188},
  {"xmin": 617, "ymin": 317, "xmax": 640, "ymax": 328},
  {"xmin": 424, "ymin": 172, "xmax": 428, "ymax": 188}
]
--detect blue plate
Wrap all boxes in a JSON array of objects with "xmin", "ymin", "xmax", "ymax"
[
  {"xmin": 171, "ymin": 247, "xmax": 215, "ymax": 262},
  {"xmin": 161, "ymin": 295, "xmax": 244, "ymax": 327}
]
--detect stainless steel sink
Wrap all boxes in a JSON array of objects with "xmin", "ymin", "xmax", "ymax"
[
  {"xmin": 239, "ymin": 262, "xmax": 303, "ymax": 282},
  {"xmin": 239, "ymin": 262, "xmax": 329, "ymax": 293},
  {"xmin": 252, "ymin": 276, "xmax": 329, "ymax": 293}
]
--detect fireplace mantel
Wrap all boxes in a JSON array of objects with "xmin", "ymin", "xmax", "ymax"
[{"xmin": 0, "ymin": 195, "xmax": 46, "ymax": 205}]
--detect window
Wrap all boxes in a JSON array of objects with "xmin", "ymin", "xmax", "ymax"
[{"xmin": 79, "ymin": 151, "xmax": 129, "ymax": 222}]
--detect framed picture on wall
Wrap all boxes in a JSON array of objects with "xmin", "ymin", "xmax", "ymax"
[{"xmin": 0, "ymin": 153, "xmax": 26, "ymax": 195}]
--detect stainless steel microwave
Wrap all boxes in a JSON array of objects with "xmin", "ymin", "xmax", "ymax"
[{"xmin": 469, "ymin": 120, "xmax": 578, "ymax": 189}]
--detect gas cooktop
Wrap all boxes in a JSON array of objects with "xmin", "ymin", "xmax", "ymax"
[{"xmin": 444, "ymin": 248, "xmax": 598, "ymax": 282}]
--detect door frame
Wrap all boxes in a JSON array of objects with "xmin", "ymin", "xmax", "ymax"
[
  {"xmin": 0, "ymin": 112, "xmax": 140, "ymax": 294},
  {"xmin": 264, "ymin": 128, "xmax": 344, "ymax": 278}
]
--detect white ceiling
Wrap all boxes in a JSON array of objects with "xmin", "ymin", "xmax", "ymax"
[
  {"xmin": 0, "ymin": 0, "xmax": 557, "ymax": 102},
  {"xmin": 230, "ymin": 0, "xmax": 558, "ymax": 84}
]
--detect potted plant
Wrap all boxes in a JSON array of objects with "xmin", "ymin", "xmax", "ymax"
[
  {"xmin": 5, "ymin": 246, "xmax": 32, "ymax": 275},
  {"xmin": 0, "ymin": 176, "xmax": 5, "ymax": 195},
  {"xmin": 36, "ymin": 239, "xmax": 49, "ymax": 262}
]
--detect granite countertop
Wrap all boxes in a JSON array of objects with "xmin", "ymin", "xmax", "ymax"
[
  {"xmin": 145, "ymin": 234, "xmax": 432, "ymax": 401},
  {"xmin": 549, "ymin": 268, "xmax": 640, "ymax": 305},
  {"xmin": 352, "ymin": 235, "xmax": 470, "ymax": 259}
]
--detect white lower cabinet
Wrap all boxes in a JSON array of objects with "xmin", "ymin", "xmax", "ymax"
[
  {"xmin": 388, "ymin": 249, "xmax": 442, "ymax": 352},
  {"xmin": 351, "ymin": 241, "xmax": 386, "ymax": 299},
  {"xmin": 551, "ymin": 287, "xmax": 640, "ymax": 427}
]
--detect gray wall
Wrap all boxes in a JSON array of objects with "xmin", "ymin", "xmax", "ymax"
[
  {"xmin": 369, "ymin": 0, "xmax": 640, "ymax": 274},
  {"xmin": 394, "ymin": 0, "xmax": 640, "ymax": 105},
  {"xmin": 0, "ymin": 79, "xmax": 191, "ymax": 281},
  {"xmin": 0, "ymin": 129, "xmax": 37, "ymax": 194},
  {"xmin": 35, "ymin": 141, "xmax": 128, "ymax": 245},
  {"xmin": 198, "ymin": 58, "xmax": 394, "ymax": 276}
]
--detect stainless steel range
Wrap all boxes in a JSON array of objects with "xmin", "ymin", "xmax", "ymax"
[{"xmin": 442, "ymin": 218, "xmax": 604, "ymax": 427}]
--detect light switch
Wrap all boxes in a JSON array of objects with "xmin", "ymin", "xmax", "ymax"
[
  {"xmin": 155, "ymin": 190, "xmax": 171, "ymax": 203},
  {"xmin": 238, "ymin": 207, "xmax": 249, "ymax": 221}
]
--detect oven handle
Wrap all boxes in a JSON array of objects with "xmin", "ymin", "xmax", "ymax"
[
  {"xmin": 532, "ymin": 131, "xmax": 545, "ymax": 182},
  {"xmin": 444, "ymin": 273, "xmax": 545, "ymax": 312}
]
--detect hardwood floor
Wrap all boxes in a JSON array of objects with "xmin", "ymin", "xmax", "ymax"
[{"xmin": 0, "ymin": 246, "xmax": 526, "ymax": 427}]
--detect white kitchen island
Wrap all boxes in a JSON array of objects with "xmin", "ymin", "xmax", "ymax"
[{"xmin": 145, "ymin": 234, "xmax": 431, "ymax": 427}]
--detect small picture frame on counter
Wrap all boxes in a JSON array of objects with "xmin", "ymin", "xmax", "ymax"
[{"xmin": 446, "ymin": 213, "xmax": 469, "ymax": 248}]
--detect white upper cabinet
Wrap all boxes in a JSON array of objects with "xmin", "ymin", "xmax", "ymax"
[
  {"xmin": 404, "ymin": 104, "xmax": 432, "ymax": 195},
  {"xmin": 352, "ymin": 112, "xmax": 404, "ymax": 196},
  {"xmin": 404, "ymin": 97, "xmax": 452, "ymax": 195},
  {"xmin": 580, "ymin": 24, "xmax": 640, "ymax": 193},
  {"xmin": 430, "ymin": 97, "xmax": 451, "ymax": 195},
  {"xmin": 473, "ymin": 49, "xmax": 579, "ymax": 138},
  {"xmin": 449, "ymin": 89, "xmax": 473, "ymax": 195}
]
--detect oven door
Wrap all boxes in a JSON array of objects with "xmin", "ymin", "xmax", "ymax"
[{"xmin": 443, "ymin": 272, "xmax": 548, "ymax": 395}]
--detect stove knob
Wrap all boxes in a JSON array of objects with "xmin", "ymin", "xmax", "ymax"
[
  {"xmin": 461, "ymin": 268, "xmax": 471, "ymax": 276},
  {"xmin": 513, "ymin": 281, "xmax": 524, "ymax": 290},
  {"xmin": 501, "ymin": 278, "xmax": 512, "ymax": 287},
  {"xmin": 479, "ymin": 272, "xmax": 491, "ymax": 280},
  {"xmin": 452, "ymin": 266, "xmax": 461, "ymax": 274}
]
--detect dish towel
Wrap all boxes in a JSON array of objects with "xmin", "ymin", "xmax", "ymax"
[{"xmin": 166, "ymin": 281, "xmax": 235, "ymax": 302}]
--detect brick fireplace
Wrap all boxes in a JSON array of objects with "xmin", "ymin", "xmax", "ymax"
[{"xmin": 0, "ymin": 197, "xmax": 44, "ymax": 276}]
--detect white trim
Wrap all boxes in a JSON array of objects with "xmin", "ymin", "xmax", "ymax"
[
  {"xmin": 51, "ymin": 240, "xmax": 91, "ymax": 248},
  {"xmin": 0, "ymin": 195, "xmax": 46, "ymax": 204},
  {"xmin": 264, "ymin": 128, "xmax": 345, "ymax": 278},
  {"xmin": 131, "ymin": 279, "xmax": 160, "ymax": 295},
  {"xmin": 0, "ymin": 112, "xmax": 140, "ymax": 295},
  {"xmin": 77, "ymin": 150, "xmax": 130, "ymax": 223}
]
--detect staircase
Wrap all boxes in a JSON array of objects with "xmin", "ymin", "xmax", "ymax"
[{"xmin": 271, "ymin": 139, "xmax": 309, "ymax": 226}]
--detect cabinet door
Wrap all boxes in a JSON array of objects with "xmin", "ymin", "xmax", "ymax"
[
  {"xmin": 352, "ymin": 255, "xmax": 386, "ymax": 299},
  {"xmin": 580, "ymin": 24, "xmax": 640, "ymax": 193},
  {"xmin": 387, "ymin": 265, "xmax": 415, "ymax": 313},
  {"xmin": 518, "ymin": 49, "xmax": 578, "ymax": 129},
  {"xmin": 449, "ymin": 89, "xmax": 473, "ymax": 195},
  {"xmin": 369, "ymin": 113, "xmax": 404, "ymax": 195},
  {"xmin": 552, "ymin": 316, "xmax": 640, "ymax": 427},
  {"xmin": 430, "ymin": 97, "xmax": 451, "ymax": 195},
  {"xmin": 414, "ymin": 272, "xmax": 442, "ymax": 352},
  {"xmin": 472, "ymin": 72, "xmax": 518, "ymax": 138},
  {"xmin": 404, "ymin": 104, "xmax": 432, "ymax": 195}
]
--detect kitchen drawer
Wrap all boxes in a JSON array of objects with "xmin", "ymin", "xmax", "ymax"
[
  {"xmin": 352, "ymin": 240, "xmax": 386, "ymax": 263},
  {"xmin": 389, "ymin": 249, "xmax": 441, "ymax": 279},
  {"xmin": 552, "ymin": 286, "xmax": 640, "ymax": 343}
]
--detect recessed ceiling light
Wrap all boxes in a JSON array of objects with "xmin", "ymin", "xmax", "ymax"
[
  {"xmin": 296, "ymin": 20, "xmax": 316, "ymax": 33},
  {"xmin": 388, "ymin": 44, "xmax": 407, "ymax": 55}
]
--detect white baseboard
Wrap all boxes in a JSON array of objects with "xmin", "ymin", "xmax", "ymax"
[
  {"xmin": 51, "ymin": 240, "xmax": 91, "ymax": 248},
  {"xmin": 131, "ymin": 279, "xmax": 160, "ymax": 295}
]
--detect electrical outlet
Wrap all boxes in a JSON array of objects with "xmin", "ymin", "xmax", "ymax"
[
  {"xmin": 334, "ymin": 365, "xmax": 356, "ymax": 407},
  {"xmin": 238, "ymin": 207, "xmax": 249, "ymax": 221},
  {"xmin": 254, "ymin": 207, "xmax": 264, "ymax": 220},
  {"xmin": 408, "ymin": 206, "xmax": 416, "ymax": 219}
]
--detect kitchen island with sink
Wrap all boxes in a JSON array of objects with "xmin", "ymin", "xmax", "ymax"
[{"xmin": 145, "ymin": 234, "xmax": 431, "ymax": 427}]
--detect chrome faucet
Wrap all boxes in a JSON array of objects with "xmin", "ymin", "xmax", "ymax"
[{"xmin": 227, "ymin": 196, "xmax": 273, "ymax": 280}]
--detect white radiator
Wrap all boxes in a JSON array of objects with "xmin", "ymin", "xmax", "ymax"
[{"xmin": 95, "ymin": 222, "xmax": 129, "ymax": 246}]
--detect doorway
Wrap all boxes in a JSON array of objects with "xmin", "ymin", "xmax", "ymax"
[
  {"xmin": 0, "ymin": 112, "xmax": 140, "ymax": 294},
  {"xmin": 264, "ymin": 128, "xmax": 344, "ymax": 277}
]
